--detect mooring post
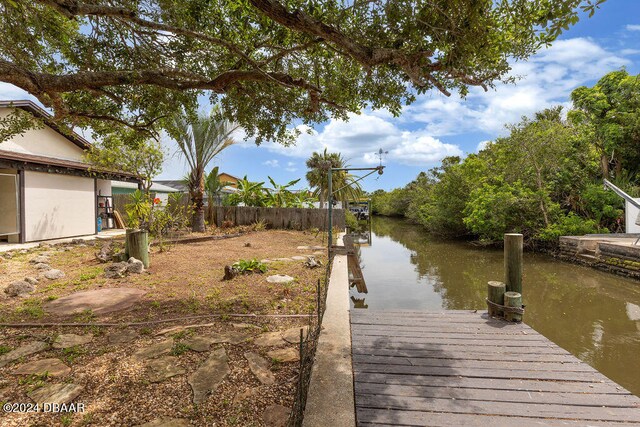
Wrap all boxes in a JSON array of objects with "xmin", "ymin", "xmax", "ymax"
[
  {"xmin": 487, "ymin": 281, "xmax": 506, "ymax": 317},
  {"xmin": 504, "ymin": 233, "xmax": 523, "ymax": 294},
  {"xmin": 504, "ymin": 291, "xmax": 523, "ymax": 322}
]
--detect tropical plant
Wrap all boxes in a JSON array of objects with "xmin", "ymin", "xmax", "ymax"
[
  {"xmin": 228, "ymin": 176, "xmax": 267, "ymax": 207},
  {"xmin": 265, "ymin": 176, "xmax": 300, "ymax": 207},
  {"xmin": 170, "ymin": 106, "xmax": 239, "ymax": 232},
  {"xmin": 305, "ymin": 149, "xmax": 363, "ymax": 207},
  {"xmin": 124, "ymin": 190, "xmax": 152, "ymax": 229},
  {"xmin": 232, "ymin": 259, "xmax": 268, "ymax": 274}
]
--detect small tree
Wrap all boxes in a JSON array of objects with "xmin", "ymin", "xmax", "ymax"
[{"xmin": 306, "ymin": 149, "xmax": 363, "ymax": 207}]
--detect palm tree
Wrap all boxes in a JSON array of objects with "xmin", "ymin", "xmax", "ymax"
[
  {"xmin": 172, "ymin": 106, "xmax": 239, "ymax": 232},
  {"xmin": 306, "ymin": 148, "xmax": 363, "ymax": 207}
]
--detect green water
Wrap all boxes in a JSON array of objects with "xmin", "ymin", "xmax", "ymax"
[{"xmin": 351, "ymin": 216, "xmax": 640, "ymax": 396}]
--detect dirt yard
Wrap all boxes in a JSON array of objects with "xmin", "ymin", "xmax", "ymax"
[{"xmin": 0, "ymin": 229, "xmax": 328, "ymax": 427}]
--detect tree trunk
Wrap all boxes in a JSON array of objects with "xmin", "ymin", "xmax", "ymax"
[
  {"xmin": 192, "ymin": 207, "xmax": 206, "ymax": 232},
  {"xmin": 191, "ymin": 172, "xmax": 206, "ymax": 232},
  {"xmin": 600, "ymin": 153, "xmax": 610, "ymax": 178}
]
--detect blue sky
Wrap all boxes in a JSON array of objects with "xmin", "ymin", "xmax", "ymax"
[{"xmin": 1, "ymin": 1, "xmax": 639, "ymax": 192}]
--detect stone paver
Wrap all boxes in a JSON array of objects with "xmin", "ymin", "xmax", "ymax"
[
  {"xmin": 266, "ymin": 274, "xmax": 295, "ymax": 284},
  {"xmin": 253, "ymin": 332, "xmax": 285, "ymax": 347},
  {"xmin": 282, "ymin": 326, "xmax": 309, "ymax": 344},
  {"xmin": 53, "ymin": 334, "xmax": 93, "ymax": 349},
  {"xmin": 132, "ymin": 339, "xmax": 173, "ymax": 360},
  {"xmin": 0, "ymin": 341, "xmax": 49, "ymax": 368},
  {"xmin": 183, "ymin": 336, "xmax": 215, "ymax": 352},
  {"xmin": 107, "ymin": 329, "xmax": 138, "ymax": 344},
  {"xmin": 189, "ymin": 348, "xmax": 230, "ymax": 404},
  {"xmin": 263, "ymin": 404, "xmax": 291, "ymax": 427},
  {"xmin": 137, "ymin": 418, "xmax": 190, "ymax": 427},
  {"xmin": 244, "ymin": 352, "xmax": 275, "ymax": 385},
  {"xmin": 267, "ymin": 347, "xmax": 299, "ymax": 363},
  {"xmin": 42, "ymin": 269, "xmax": 65, "ymax": 280},
  {"xmin": 207, "ymin": 330, "xmax": 256, "ymax": 345},
  {"xmin": 146, "ymin": 356, "xmax": 186, "ymax": 383},
  {"xmin": 233, "ymin": 387, "xmax": 257, "ymax": 404},
  {"xmin": 28, "ymin": 383, "xmax": 83, "ymax": 405},
  {"xmin": 12, "ymin": 358, "xmax": 71, "ymax": 377},
  {"xmin": 232, "ymin": 323, "xmax": 260, "ymax": 330},
  {"xmin": 45, "ymin": 288, "xmax": 146, "ymax": 315}
]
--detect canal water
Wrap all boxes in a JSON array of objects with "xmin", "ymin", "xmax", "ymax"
[{"xmin": 351, "ymin": 216, "xmax": 640, "ymax": 396}]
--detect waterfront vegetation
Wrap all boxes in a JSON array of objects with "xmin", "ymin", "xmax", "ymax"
[{"xmin": 371, "ymin": 70, "xmax": 640, "ymax": 247}]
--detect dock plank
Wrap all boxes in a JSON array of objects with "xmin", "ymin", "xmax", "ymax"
[{"xmin": 351, "ymin": 310, "xmax": 640, "ymax": 426}]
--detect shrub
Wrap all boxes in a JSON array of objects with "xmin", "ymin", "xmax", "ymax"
[
  {"xmin": 536, "ymin": 213, "xmax": 603, "ymax": 242},
  {"xmin": 232, "ymin": 259, "xmax": 268, "ymax": 274}
]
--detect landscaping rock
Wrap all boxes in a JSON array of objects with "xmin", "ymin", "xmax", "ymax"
[
  {"xmin": 105, "ymin": 262, "xmax": 128, "ymax": 278},
  {"xmin": 12, "ymin": 358, "xmax": 71, "ymax": 377},
  {"xmin": 146, "ymin": 356, "xmax": 186, "ymax": 383},
  {"xmin": 296, "ymin": 245, "xmax": 324, "ymax": 251},
  {"xmin": 96, "ymin": 242, "xmax": 113, "ymax": 263},
  {"xmin": 28, "ymin": 383, "xmax": 83, "ymax": 405},
  {"xmin": 232, "ymin": 322, "xmax": 260, "ymax": 330},
  {"xmin": 34, "ymin": 262, "xmax": 51, "ymax": 270},
  {"xmin": 263, "ymin": 404, "xmax": 291, "ymax": 427},
  {"xmin": 183, "ymin": 336, "xmax": 215, "ymax": 352},
  {"xmin": 291, "ymin": 256, "xmax": 307, "ymax": 261},
  {"xmin": 107, "ymin": 329, "xmax": 138, "ymax": 344},
  {"xmin": 0, "ymin": 341, "xmax": 49, "ymax": 368},
  {"xmin": 4, "ymin": 280, "xmax": 35, "ymax": 297},
  {"xmin": 132, "ymin": 339, "xmax": 173, "ymax": 360},
  {"xmin": 137, "ymin": 418, "xmax": 190, "ymax": 427},
  {"xmin": 155, "ymin": 323, "xmax": 216, "ymax": 336},
  {"xmin": 24, "ymin": 277, "xmax": 38, "ymax": 285},
  {"xmin": 273, "ymin": 257, "xmax": 294, "ymax": 262},
  {"xmin": 244, "ymin": 352, "xmax": 275, "ymax": 385},
  {"xmin": 30, "ymin": 255, "xmax": 50, "ymax": 264},
  {"xmin": 3, "ymin": 252, "xmax": 12, "ymax": 259},
  {"xmin": 207, "ymin": 330, "xmax": 256, "ymax": 345},
  {"xmin": 127, "ymin": 257, "xmax": 144, "ymax": 274},
  {"xmin": 282, "ymin": 326, "xmax": 309, "ymax": 344},
  {"xmin": 223, "ymin": 265, "xmax": 239, "ymax": 280},
  {"xmin": 266, "ymin": 274, "xmax": 295, "ymax": 284},
  {"xmin": 71, "ymin": 238, "xmax": 85, "ymax": 245},
  {"xmin": 233, "ymin": 388, "xmax": 257, "ymax": 404},
  {"xmin": 43, "ymin": 269, "xmax": 65, "ymax": 280},
  {"xmin": 189, "ymin": 348, "xmax": 230, "ymax": 404},
  {"xmin": 46, "ymin": 288, "xmax": 146, "ymax": 315},
  {"xmin": 253, "ymin": 332, "xmax": 285, "ymax": 347},
  {"xmin": 267, "ymin": 347, "xmax": 299, "ymax": 363},
  {"xmin": 53, "ymin": 334, "xmax": 93, "ymax": 349}
]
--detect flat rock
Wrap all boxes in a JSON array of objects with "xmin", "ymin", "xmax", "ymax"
[
  {"xmin": 281, "ymin": 326, "xmax": 309, "ymax": 344},
  {"xmin": 132, "ymin": 339, "xmax": 173, "ymax": 360},
  {"xmin": 105, "ymin": 262, "xmax": 128, "ymax": 279},
  {"xmin": 263, "ymin": 404, "xmax": 291, "ymax": 427},
  {"xmin": 266, "ymin": 274, "xmax": 295, "ymax": 284},
  {"xmin": 24, "ymin": 277, "xmax": 39, "ymax": 285},
  {"xmin": 34, "ymin": 263, "xmax": 51, "ymax": 270},
  {"xmin": 45, "ymin": 288, "xmax": 146, "ymax": 315},
  {"xmin": 296, "ymin": 245, "xmax": 324, "ymax": 251},
  {"xmin": 183, "ymin": 336, "xmax": 215, "ymax": 352},
  {"xmin": 189, "ymin": 348, "xmax": 230, "ymax": 404},
  {"xmin": 28, "ymin": 383, "xmax": 83, "ymax": 405},
  {"xmin": 244, "ymin": 352, "xmax": 275, "ymax": 385},
  {"xmin": 136, "ymin": 418, "xmax": 190, "ymax": 427},
  {"xmin": 206, "ymin": 330, "xmax": 256, "ymax": 345},
  {"xmin": 4, "ymin": 280, "xmax": 35, "ymax": 297},
  {"xmin": 107, "ymin": 329, "xmax": 138, "ymax": 344},
  {"xmin": 146, "ymin": 356, "xmax": 186, "ymax": 383},
  {"xmin": 291, "ymin": 256, "xmax": 307, "ymax": 261},
  {"xmin": 253, "ymin": 332, "xmax": 285, "ymax": 347},
  {"xmin": 12, "ymin": 358, "xmax": 71, "ymax": 377},
  {"xmin": 232, "ymin": 323, "xmax": 260, "ymax": 330},
  {"xmin": 43, "ymin": 269, "xmax": 65, "ymax": 280},
  {"xmin": 53, "ymin": 333, "xmax": 93, "ymax": 349},
  {"xmin": 267, "ymin": 347, "xmax": 299, "ymax": 363},
  {"xmin": 0, "ymin": 341, "xmax": 49, "ymax": 368},
  {"xmin": 233, "ymin": 387, "xmax": 257, "ymax": 404},
  {"xmin": 155, "ymin": 323, "xmax": 216, "ymax": 336},
  {"xmin": 313, "ymin": 251, "xmax": 324, "ymax": 255},
  {"xmin": 30, "ymin": 255, "xmax": 50, "ymax": 264},
  {"xmin": 273, "ymin": 257, "xmax": 293, "ymax": 262},
  {"xmin": 260, "ymin": 259, "xmax": 273, "ymax": 263}
]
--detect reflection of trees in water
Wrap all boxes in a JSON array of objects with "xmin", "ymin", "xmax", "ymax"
[{"xmin": 371, "ymin": 216, "xmax": 640, "ymax": 395}]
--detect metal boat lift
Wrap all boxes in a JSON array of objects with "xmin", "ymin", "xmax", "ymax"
[{"xmin": 603, "ymin": 179, "xmax": 640, "ymax": 244}]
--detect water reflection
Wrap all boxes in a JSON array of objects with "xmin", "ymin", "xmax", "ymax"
[{"xmin": 350, "ymin": 216, "xmax": 640, "ymax": 396}]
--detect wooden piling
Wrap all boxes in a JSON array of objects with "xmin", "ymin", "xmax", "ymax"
[
  {"xmin": 504, "ymin": 233, "xmax": 523, "ymax": 294},
  {"xmin": 126, "ymin": 229, "xmax": 149, "ymax": 268},
  {"xmin": 504, "ymin": 291, "xmax": 522, "ymax": 322},
  {"xmin": 487, "ymin": 281, "xmax": 506, "ymax": 317}
]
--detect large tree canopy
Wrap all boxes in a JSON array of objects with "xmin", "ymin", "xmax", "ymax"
[{"xmin": 0, "ymin": 0, "xmax": 604, "ymax": 144}]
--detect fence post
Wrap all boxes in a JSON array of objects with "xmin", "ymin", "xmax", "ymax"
[
  {"xmin": 504, "ymin": 233, "xmax": 523, "ymax": 294},
  {"xmin": 487, "ymin": 281, "xmax": 505, "ymax": 317}
]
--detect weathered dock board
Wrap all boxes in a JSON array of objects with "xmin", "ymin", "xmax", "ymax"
[{"xmin": 351, "ymin": 310, "xmax": 640, "ymax": 426}]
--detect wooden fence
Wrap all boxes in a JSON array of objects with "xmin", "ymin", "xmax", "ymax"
[{"xmin": 209, "ymin": 206, "xmax": 345, "ymax": 230}]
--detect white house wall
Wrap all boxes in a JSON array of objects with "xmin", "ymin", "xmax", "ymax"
[
  {"xmin": 24, "ymin": 171, "xmax": 95, "ymax": 241},
  {"xmin": 0, "ymin": 108, "xmax": 86, "ymax": 162},
  {"xmin": 0, "ymin": 172, "xmax": 18, "ymax": 236},
  {"xmin": 626, "ymin": 199, "xmax": 640, "ymax": 234},
  {"xmin": 96, "ymin": 179, "xmax": 112, "ymax": 197}
]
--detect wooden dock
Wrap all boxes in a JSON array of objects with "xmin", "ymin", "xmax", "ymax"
[{"xmin": 351, "ymin": 310, "xmax": 640, "ymax": 426}]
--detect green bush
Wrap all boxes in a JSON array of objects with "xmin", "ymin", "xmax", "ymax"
[
  {"xmin": 536, "ymin": 213, "xmax": 603, "ymax": 242},
  {"xmin": 232, "ymin": 259, "xmax": 268, "ymax": 274}
]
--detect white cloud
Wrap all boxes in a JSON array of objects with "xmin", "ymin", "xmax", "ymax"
[
  {"xmin": 626, "ymin": 24, "xmax": 640, "ymax": 31},
  {"xmin": 263, "ymin": 159, "xmax": 280, "ymax": 168},
  {"xmin": 476, "ymin": 140, "xmax": 491, "ymax": 152},
  {"xmin": 285, "ymin": 161, "xmax": 298, "ymax": 172}
]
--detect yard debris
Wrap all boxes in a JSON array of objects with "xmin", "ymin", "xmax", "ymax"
[
  {"xmin": 304, "ymin": 256, "xmax": 323, "ymax": 269},
  {"xmin": 42, "ymin": 269, "xmax": 65, "ymax": 280},
  {"xmin": 4, "ymin": 280, "xmax": 35, "ymax": 297}
]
